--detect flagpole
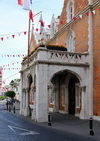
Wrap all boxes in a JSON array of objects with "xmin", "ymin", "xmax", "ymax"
[{"xmin": 27, "ymin": 0, "xmax": 32, "ymax": 67}]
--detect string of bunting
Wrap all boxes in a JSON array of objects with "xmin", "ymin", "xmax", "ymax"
[
  {"xmin": 0, "ymin": 31, "xmax": 27, "ymax": 41},
  {"xmin": 2, "ymin": 61, "xmax": 21, "ymax": 67},
  {"xmin": 0, "ymin": 54, "xmax": 26, "ymax": 57},
  {"xmin": 3, "ymin": 68, "xmax": 21, "ymax": 70},
  {"xmin": 0, "ymin": 9, "xmax": 99, "ymax": 40}
]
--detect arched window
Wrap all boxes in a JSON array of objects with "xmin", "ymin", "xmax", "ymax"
[
  {"xmin": 67, "ymin": 0, "xmax": 74, "ymax": 22},
  {"xmin": 66, "ymin": 29, "xmax": 75, "ymax": 52}
]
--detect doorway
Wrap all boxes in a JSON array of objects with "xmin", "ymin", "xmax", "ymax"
[{"xmin": 68, "ymin": 77, "xmax": 75, "ymax": 115}]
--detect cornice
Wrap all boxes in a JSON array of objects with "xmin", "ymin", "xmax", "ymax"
[{"xmin": 45, "ymin": 0, "xmax": 100, "ymax": 45}]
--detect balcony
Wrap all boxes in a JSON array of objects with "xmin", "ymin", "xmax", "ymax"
[{"xmin": 21, "ymin": 47, "xmax": 89, "ymax": 70}]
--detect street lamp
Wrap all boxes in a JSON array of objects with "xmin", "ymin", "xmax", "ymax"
[{"xmin": 10, "ymin": 80, "xmax": 14, "ymax": 90}]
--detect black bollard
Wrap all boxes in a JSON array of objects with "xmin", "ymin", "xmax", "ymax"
[
  {"xmin": 6, "ymin": 102, "xmax": 8, "ymax": 110},
  {"xmin": 14, "ymin": 106, "xmax": 15, "ymax": 113},
  {"xmin": 9, "ymin": 106, "xmax": 11, "ymax": 112},
  {"xmin": 89, "ymin": 117, "xmax": 94, "ymax": 135},
  {"xmin": 48, "ymin": 113, "xmax": 51, "ymax": 126}
]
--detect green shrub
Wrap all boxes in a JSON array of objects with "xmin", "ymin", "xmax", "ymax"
[{"xmin": 6, "ymin": 91, "xmax": 16, "ymax": 98}]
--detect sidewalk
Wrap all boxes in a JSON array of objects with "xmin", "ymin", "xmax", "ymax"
[{"xmin": 3, "ymin": 100, "xmax": 100, "ymax": 140}]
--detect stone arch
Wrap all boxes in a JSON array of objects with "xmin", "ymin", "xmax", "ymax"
[
  {"xmin": 49, "ymin": 69, "xmax": 81, "ymax": 115},
  {"xmin": 50, "ymin": 69, "xmax": 82, "ymax": 85}
]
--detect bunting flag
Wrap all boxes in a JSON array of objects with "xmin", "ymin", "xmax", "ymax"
[
  {"xmin": 3, "ymin": 68, "xmax": 21, "ymax": 70},
  {"xmin": 0, "ymin": 54, "xmax": 26, "ymax": 57},
  {"xmin": 73, "ymin": 17, "xmax": 77, "ymax": 20},
  {"xmin": 86, "ymin": 12, "xmax": 89, "ymax": 16},
  {"xmin": 92, "ymin": 10, "xmax": 95, "ymax": 14},
  {"xmin": 79, "ymin": 15, "xmax": 82, "ymax": 19},
  {"xmin": 36, "ymin": 28, "xmax": 38, "ymax": 32},
  {"xmin": 0, "ymin": 31, "xmax": 27, "ymax": 41},
  {"xmin": 2, "ymin": 61, "xmax": 21, "ymax": 67},
  {"xmin": 60, "ymin": 21, "xmax": 63, "ymax": 24},
  {"xmin": 48, "ymin": 25, "xmax": 50, "ymax": 28}
]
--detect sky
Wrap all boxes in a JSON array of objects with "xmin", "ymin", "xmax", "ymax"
[{"xmin": 0, "ymin": 0, "xmax": 64, "ymax": 86}]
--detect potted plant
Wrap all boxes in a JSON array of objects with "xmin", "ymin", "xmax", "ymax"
[{"xmin": 46, "ymin": 45, "xmax": 67, "ymax": 51}]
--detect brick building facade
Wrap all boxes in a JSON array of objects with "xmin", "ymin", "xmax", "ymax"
[{"xmin": 20, "ymin": 0, "xmax": 100, "ymax": 122}]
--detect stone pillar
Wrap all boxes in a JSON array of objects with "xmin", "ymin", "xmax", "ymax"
[
  {"xmin": 19, "ymin": 71, "xmax": 23, "ymax": 115},
  {"xmin": 35, "ymin": 64, "xmax": 48, "ymax": 122},
  {"xmin": 53, "ymin": 88, "xmax": 58, "ymax": 112},
  {"xmin": 24, "ymin": 88, "xmax": 30, "ymax": 116},
  {"xmin": 65, "ymin": 86, "xmax": 68, "ymax": 113},
  {"xmin": 80, "ymin": 86, "xmax": 86, "ymax": 119},
  {"xmin": 31, "ymin": 86, "xmax": 36, "ymax": 121}
]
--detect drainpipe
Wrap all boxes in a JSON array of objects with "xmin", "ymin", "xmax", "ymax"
[{"xmin": 88, "ymin": 0, "xmax": 93, "ymax": 118}]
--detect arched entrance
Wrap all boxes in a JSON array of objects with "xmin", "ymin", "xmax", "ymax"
[
  {"xmin": 68, "ymin": 77, "xmax": 75, "ymax": 115},
  {"xmin": 49, "ymin": 70, "xmax": 81, "ymax": 117}
]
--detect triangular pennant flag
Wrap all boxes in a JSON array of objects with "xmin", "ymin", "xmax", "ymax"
[
  {"xmin": 79, "ymin": 15, "xmax": 82, "ymax": 19},
  {"xmin": 18, "ymin": 33, "xmax": 21, "ymax": 36},
  {"xmin": 6, "ymin": 36, "xmax": 9, "ymax": 40},
  {"xmin": 1, "ymin": 37, "xmax": 4, "ymax": 41},
  {"xmin": 36, "ymin": 28, "xmax": 38, "ymax": 32},
  {"xmin": 92, "ymin": 10, "xmax": 95, "ymax": 14},
  {"xmin": 86, "ymin": 12, "xmax": 89, "ymax": 16},
  {"xmin": 73, "ymin": 17, "xmax": 77, "ymax": 20},
  {"xmin": 48, "ymin": 25, "xmax": 50, "ymax": 28},
  {"xmin": 12, "ymin": 35, "xmax": 15, "ymax": 38},
  {"xmin": 60, "ymin": 21, "xmax": 63, "ymax": 24},
  {"xmin": 24, "ymin": 31, "xmax": 27, "ymax": 35}
]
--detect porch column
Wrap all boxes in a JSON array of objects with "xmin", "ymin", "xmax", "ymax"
[
  {"xmin": 24, "ymin": 88, "xmax": 30, "ymax": 116},
  {"xmin": 53, "ymin": 88, "xmax": 59, "ymax": 112},
  {"xmin": 22, "ymin": 89, "xmax": 26, "ymax": 115},
  {"xmin": 35, "ymin": 64, "xmax": 48, "ymax": 122},
  {"xmin": 80, "ymin": 86, "xmax": 86, "ymax": 119},
  {"xmin": 31, "ymin": 86, "xmax": 36, "ymax": 121},
  {"xmin": 65, "ymin": 86, "xmax": 68, "ymax": 113}
]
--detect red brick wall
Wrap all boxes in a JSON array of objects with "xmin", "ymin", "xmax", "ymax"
[
  {"xmin": 58, "ymin": 0, "xmax": 88, "ymax": 30},
  {"xmin": 93, "ymin": 5, "xmax": 100, "ymax": 116}
]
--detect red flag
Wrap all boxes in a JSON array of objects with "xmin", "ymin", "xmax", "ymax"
[
  {"xmin": 48, "ymin": 25, "xmax": 50, "ymax": 28},
  {"xmin": 12, "ymin": 35, "xmax": 15, "ymax": 38},
  {"xmin": 18, "ymin": 0, "xmax": 23, "ymax": 6},
  {"xmin": 73, "ymin": 17, "xmax": 77, "ymax": 20},
  {"xmin": 39, "ymin": 14, "xmax": 44, "ymax": 34},
  {"xmin": 24, "ymin": 31, "xmax": 27, "ymax": 35},
  {"xmin": 36, "ymin": 28, "xmax": 38, "ymax": 32},
  {"xmin": 1, "ymin": 37, "xmax": 4, "ymax": 41},
  {"xmin": 86, "ymin": 12, "xmax": 89, "ymax": 16},
  {"xmin": 29, "ymin": 10, "xmax": 34, "ymax": 22},
  {"xmin": 39, "ymin": 14, "xmax": 44, "ymax": 27},
  {"xmin": 60, "ymin": 21, "xmax": 63, "ymax": 24}
]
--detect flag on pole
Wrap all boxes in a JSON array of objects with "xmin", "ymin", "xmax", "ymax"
[
  {"xmin": 39, "ymin": 14, "xmax": 44, "ymax": 34},
  {"xmin": 23, "ymin": 0, "xmax": 31, "ymax": 10},
  {"xmin": 17, "ymin": 0, "xmax": 31, "ymax": 11},
  {"xmin": 18, "ymin": 0, "xmax": 23, "ymax": 6},
  {"xmin": 29, "ymin": 10, "xmax": 34, "ymax": 22}
]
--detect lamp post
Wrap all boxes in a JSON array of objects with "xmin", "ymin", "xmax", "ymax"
[{"xmin": 10, "ymin": 80, "xmax": 14, "ymax": 90}]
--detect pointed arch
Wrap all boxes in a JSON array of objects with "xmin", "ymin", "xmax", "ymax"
[
  {"xmin": 66, "ymin": 0, "xmax": 74, "ymax": 22},
  {"xmin": 66, "ymin": 28, "xmax": 75, "ymax": 52}
]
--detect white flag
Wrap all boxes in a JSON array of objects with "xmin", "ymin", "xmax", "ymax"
[{"xmin": 23, "ymin": 0, "xmax": 30, "ymax": 10}]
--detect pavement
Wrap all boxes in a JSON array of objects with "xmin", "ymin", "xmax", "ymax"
[{"xmin": 1, "ymin": 99, "xmax": 100, "ymax": 140}]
